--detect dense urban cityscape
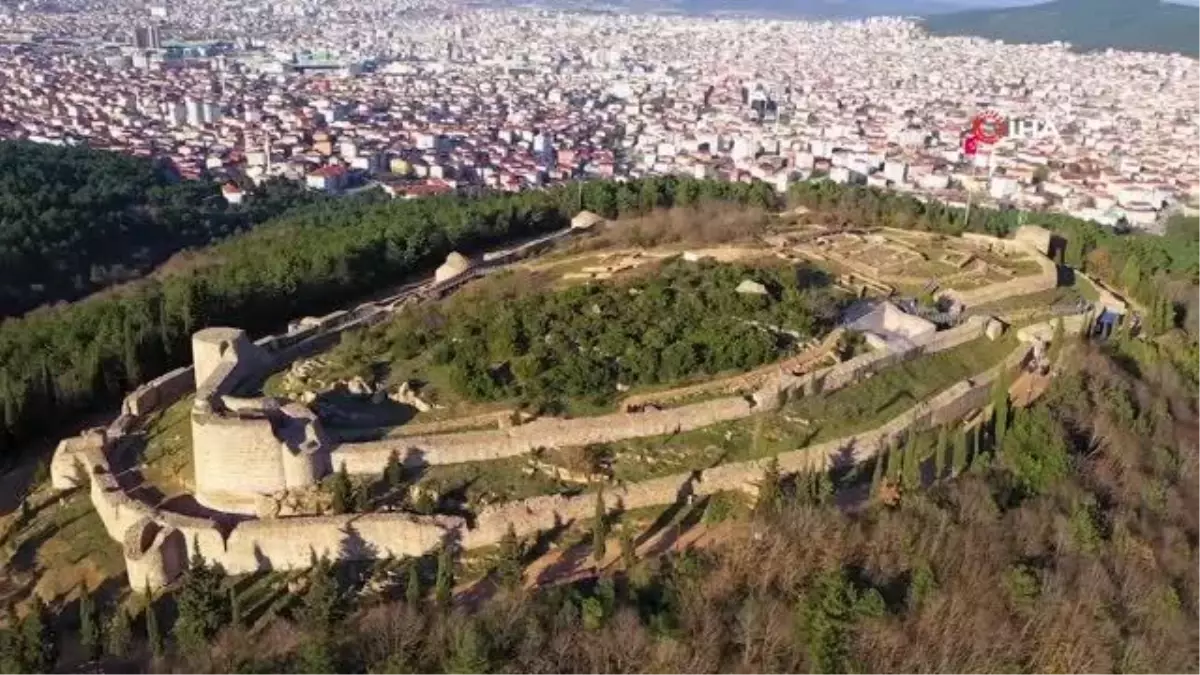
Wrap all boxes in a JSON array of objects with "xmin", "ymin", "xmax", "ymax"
[
  {"xmin": 0, "ymin": 0, "xmax": 1197, "ymax": 231},
  {"xmin": 0, "ymin": 0, "xmax": 1196, "ymax": 673}
]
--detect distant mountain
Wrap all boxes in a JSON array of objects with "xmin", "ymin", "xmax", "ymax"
[
  {"xmin": 922, "ymin": 0, "xmax": 1200, "ymax": 56},
  {"xmin": 667, "ymin": 0, "xmax": 967, "ymax": 18},
  {"xmin": 545, "ymin": 0, "xmax": 976, "ymax": 19}
]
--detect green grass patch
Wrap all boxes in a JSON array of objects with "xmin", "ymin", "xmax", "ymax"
[
  {"xmin": 417, "ymin": 455, "xmax": 577, "ymax": 509},
  {"xmin": 606, "ymin": 335, "xmax": 1017, "ymax": 482},
  {"xmin": 139, "ymin": 395, "xmax": 196, "ymax": 498}
]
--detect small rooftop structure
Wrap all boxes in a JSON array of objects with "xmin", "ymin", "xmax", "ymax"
[
  {"xmin": 842, "ymin": 300, "xmax": 937, "ymax": 352},
  {"xmin": 435, "ymin": 251, "xmax": 472, "ymax": 284},
  {"xmin": 571, "ymin": 210, "xmax": 604, "ymax": 230}
]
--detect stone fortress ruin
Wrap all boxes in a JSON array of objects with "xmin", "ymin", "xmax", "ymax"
[{"xmin": 49, "ymin": 220, "xmax": 1095, "ymax": 593}]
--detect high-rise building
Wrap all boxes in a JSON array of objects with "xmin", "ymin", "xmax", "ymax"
[{"xmin": 132, "ymin": 25, "xmax": 162, "ymax": 49}]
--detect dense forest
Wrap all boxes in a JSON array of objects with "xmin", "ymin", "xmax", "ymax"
[
  {"xmin": 0, "ymin": 175, "xmax": 776, "ymax": 463},
  {"xmin": 329, "ymin": 260, "xmax": 845, "ymax": 411},
  {"xmin": 0, "ymin": 169, "xmax": 1194, "ymax": 467},
  {"xmin": 0, "ymin": 141, "xmax": 316, "ymax": 317},
  {"xmin": 1, "ymin": 336, "xmax": 1194, "ymax": 673}
]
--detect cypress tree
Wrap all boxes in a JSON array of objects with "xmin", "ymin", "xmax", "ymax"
[
  {"xmin": 952, "ymin": 428, "xmax": 969, "ymax": 476},
  {"xmin": 229, "ymin": 586, "xmax": 241, "ymax": 628},
  {"xmin": 992, "ymin": 370, "xmax": 1011, "ymax": 453},
  {"xmin": 383, "ymin": 449, "xmax": 405, "ymax": 491},
  {"xmin": 144, "ymin": 588, "xmax": 163, "ymax": 659},
  {"xmin": 755, "ymin": 457, "xmax": 783, "ymax": 517},
  {"xmin": 105, "ymin": 606, "xmax": 132, "ymax": 659},
  {"xmin": 592, "ymin": 488, "xmax": 608, "ymax": 565},
  {"xmin": 870, "ymin": 445, "xmax": 885, "ymax": 496},
  {"xmin": 79, "ymin": 587, "xmax": 100, "ymax": 661},
  {"xmin": 20, "ymin": 596, "xmax": 55, "ymax": 673},
  {"xmin": 902, "ymin": 433, "xmax": 921, "ymax": 490},
  {"xmin": 330, "ymin": 462, "xmax": 353, "ymax": 515},
  {"xmin": 435, "ymin": 545, "xmax": 454, "ymax": 608},
  {"xmin": 619, "ymin": 528, "xmax": 637, "ymax": 570},
  {"xmin": 814, "ymin": 469, "xmax": 833, "ymax": 506},
  {"xmin": 934, "ymin": 426, "xmax": 948, "ymax": 480},
  {"xmin": 405, "ymin": 560, "xmax": 422, "ymax": 606},
  {"xmin": 496, "ymin": 524, "xmax": 523, "ymax": 590},
  {"xmin": 175, "ymin": 538, "xmax": 228, "ymax": 655},
  {"xmin": 1051, "ymin": 317, "xmax": 1065, "ymax": 360},
  {"xmin": 300, "ymin": 556, "xmax": 340, "ymax": 633},
  {"xmin": 885, "ymin": 439, "xmax": 901, "ymax": 480}
]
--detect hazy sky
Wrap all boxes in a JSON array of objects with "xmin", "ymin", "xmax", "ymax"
[{"xmin": 944, "ymin": 0, "xmax": 1199, "ymax": 4}]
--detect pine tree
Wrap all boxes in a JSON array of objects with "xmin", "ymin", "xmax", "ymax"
[
  {"xmin": 383, "ymin": 449, "xmax": 405, "ymax": 491},
  {"xmin": 952, "ymin": 428, "xmax": 969, "ymax": 476},
  {"xmin": 79, "ymin": 587, "xmax": 100, "ymax": 661},
  {"xmin": 495, "ymin": 524, "xmax": 523, "ymax": 590},
  {"xmin": 444, "ymin": 621, "xmax": 490, "ymax": 674},
  {"xmin": 592, "ymin": 488, "xmax": 608, "ymax": 565},
  {"xmin": 297, "ymin": 636, "xmax": 338, "ymax": 674},
  {"xmin": 105, "ymin": 607, "xmax": 132, "ymax": 659},
  {"xmin": 144, "ymin": 585, "xmax": 163, "ymax": 658},
  {"xmin": 435, "ymin": 545, "xmax": 454, "ymax": 609},
  {"xmin": 330, "ymin": 462, "xmax": 353, "ymax": 515},
  {"xmin": 405, "ymin": 560, "xmax": 422, "ymax": 606},
  {"xmin": 755, "ymin": 457, "xmax": 783, "ymax": 517}
]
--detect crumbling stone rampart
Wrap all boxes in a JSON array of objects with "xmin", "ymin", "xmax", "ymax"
[
  {"xmin": 47, "ymin": 221, "xmax": 1085, "ymax": 593},
  {"xmin": 466, "ymin": 338, "xmax": 1038, "ymax": 549}
]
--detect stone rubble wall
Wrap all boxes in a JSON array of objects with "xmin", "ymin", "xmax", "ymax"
[
  {"xmin": 332, "ymin": 395, "xmax": 757, "ymax": 473},
  {"xmin": 47, "ymin": 219, "xmax": 1086, "ymax": 593},
  {"xmin": 944, "ymin": 235, "xmax": 1058, "ymax": 309},
  {"xmin": 465, "ymin": 338, "xmax": 1039, "ymax": 549},
  {"xmin": 331, "ymin": 319, "xmax": 990, "ymax": 477},
  {"xmin": 121, "ymin": 366, "xmax": 196, "ymax": 417}
]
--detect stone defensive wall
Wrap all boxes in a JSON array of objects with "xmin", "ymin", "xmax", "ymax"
[
  {"xmin": 618, "ymin": 328, "xmax": 845, "ymax": 412},
  {"xmin": 463, "ymin": 330, "xmax": 1056, "ymax": 549},
  {"xmin": 942, "ymin": 232, "xmax": 1059, "ymax": 308},
  {"xmin": 329, "ymin": 317, "xmax": 990, "ymax": 475},
  {"xmin": 47, "ymin": 217, "xmax": 1083, "ymax": 594},
  {"xmin": 50, "ymin": 427, "xmax": 464, "ymax": 591}
]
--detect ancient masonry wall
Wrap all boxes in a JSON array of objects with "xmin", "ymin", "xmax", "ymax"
[
  {"xmin": 48, "ymin": 223, "xmax": 1082, "ymax": 592},
  {"xmin": 48, "ymin": 271, "xmax": 463, "ymax": 590},
  {"xmin": 51, "ymin": 429, "xmax": 464, "ymax": 587},
  {"xmin": 944, "ymin": 234, "xmax": 1058, "ymax": 308},
  {"xmin": 463, "ymin": 338, "xmax": 1038, "ymax": 549},
  {"xmin": 332, "ymin": 317, "xmax": 991, "ymax": 474}
]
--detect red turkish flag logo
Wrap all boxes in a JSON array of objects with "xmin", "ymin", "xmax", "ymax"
[{"xmin": 963, "ymin": 135, "xmax": 979, "ymax": 156}]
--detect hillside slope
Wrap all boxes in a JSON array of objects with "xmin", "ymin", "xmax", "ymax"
[{"xmin": 922, "ymin": 0, "xmax": 1199, "ymax": 56}]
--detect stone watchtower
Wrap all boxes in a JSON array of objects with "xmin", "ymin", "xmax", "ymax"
[{"xmin": 190, "ymin": 328, "xmax": 331, "ymax": 515}]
